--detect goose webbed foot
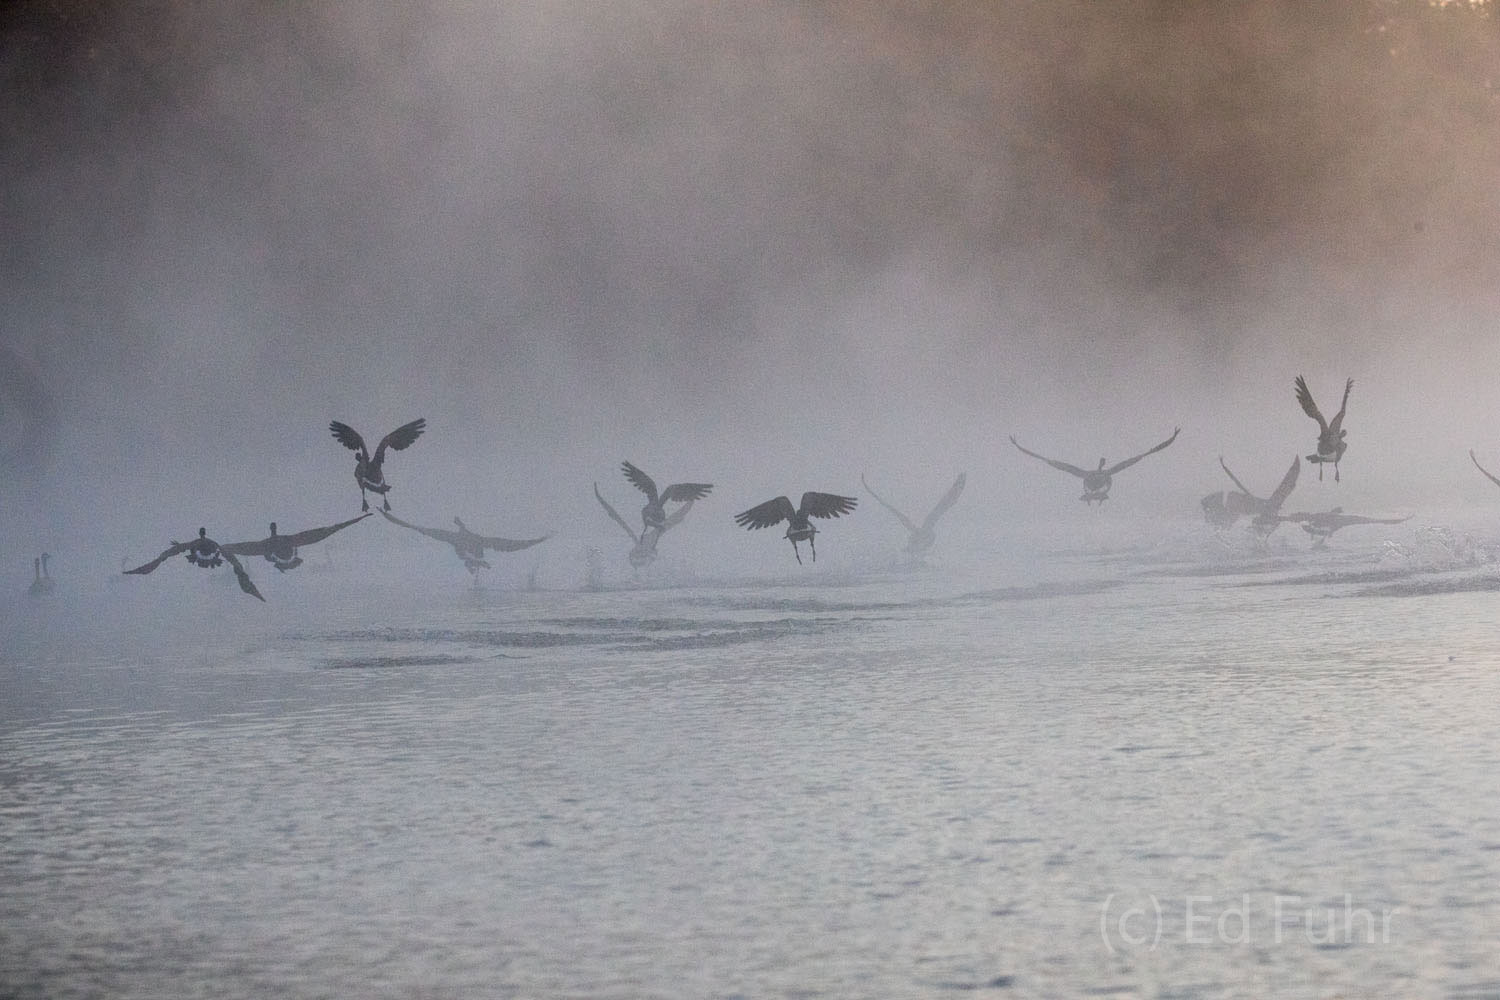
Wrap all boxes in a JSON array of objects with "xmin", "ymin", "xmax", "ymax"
[
  {"xmin": 383, "ymin": 498, "xmax": 391, "ymax": 512},
  {"xmin": 360, "ymin": 496, "xmax": 370, "ymax": 512}
]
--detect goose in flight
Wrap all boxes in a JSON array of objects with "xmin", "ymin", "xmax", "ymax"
[
  {"xmin": 223, "ymin": 513, "xmax": 371, "ymax": 572},
  {"xmin": 381, "ymin": 510, "xmax": 548, "ymax": 574},
  {"xmin": 1471, "ymin": 450, "xmax": 1500, "ymax": 490},
  {"xmin": 1217, "ymin": 455, "xmax": 1300, "ymax": 537},
  {"xmin": 329, "ymin": 418, "xmax": 426, "ymax": 512},
  {"xmin": 1010, "ymin": 428, "xmax": 1180, "ymax": 504},
  {"xmin": 123, "ymin": 528, "xmax": 264, "ymax": 601},
  {"xmin": 620, "ymin": 461, "xmax": 713, "ymax": 532},
  {"xmin": 734, "ymin": 491, "xmax": 857, "ymax": 564},
  {"xmin": 595, "ymin": 483, "xmax": 693, "ymax": 569},
  {"xmin": 860, "ymin": 472, "xmax": 965, "ymax": 558},
  {"xmin": 1282, "ymin": 508, "xmax": 1411, "ymax": 548},
  {"xmin": 1294, "ymin": 376, "xmax": 1352, "ymax": 481},
  {"xmin": 1200, "ymin": 490, "xmax": 1259, "ymax": 530}
]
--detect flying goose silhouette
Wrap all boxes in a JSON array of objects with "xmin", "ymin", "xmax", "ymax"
[
  {"xmin": 860, "ymin": 472, "xmax": 965, "ymax": 558},
  {"xmin": 734, "ymin": 491, "xmax": 857, "ymax": 564},
  {"xmin": 595, "ymin": 483, "xmax": 694, "ymax": 569},
  {"xmin": 329, "ymin": 418, "xmax": 426, "ymax": 512},
  {"xmin": 223, "ymin": 514, "xmax": 371, "ymax": 572},
  {"xmin": 1282, "ymin": 508, "xmax": 1411, "ymax": 548},
  {"xmin": 1294, "ymin": 376, "xmax": 1352, "ymax": 481},
  {"xmin": 124, "ymin": 528, "xmax": 264, "ymax": 601},
  {"xmin": 1010, "ymin": 428, "xmax": 1180, "ymax": 504},
  {"xmin": 1217, "ymin": 456, "xmax": 1300, "ymax": 537},
  {"xmin": 620, "ymin": 461, "xmax": 713, "ymax": 532},
  {"xmin": 381, "ymin": 510, "xmax": 548, "ymax": 574}
]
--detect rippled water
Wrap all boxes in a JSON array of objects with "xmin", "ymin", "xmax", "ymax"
[{"xmin": 5, "ymin": 537, "xmax": 1500, "ymax": 998}]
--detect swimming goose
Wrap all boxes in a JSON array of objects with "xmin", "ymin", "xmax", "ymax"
[
  {"xmin": 329, "ymin": 418, "xmax": 427, "ymax": 512},
  {"xmin": 1294, "ymin": 376, "xmax": 1352, "ymax": 481},
  {"xmin": 381, "ymin": 510, "xmax": 548, "ymax": 574},
  {"xmin": 1282, "ymin": 508, "xmax": 1411, "ymax": 548},
  {"xmin": 124, "ymin": 528, "xmax": 264, "ymax": 601},
  {"xmin": 595, "ymin": 483, "xmax": 694, "ymax": 568},
  {"xmin": 1218, "ymin": 456, "xmax": 1300, "ymax": 537},
  {"xmin": 1010, "ymin": 428, "xmax": 1180, "ymax": 504},
  {"xmin": 860, "ymin": 472, "xmax": 965, "ymax": 558},
  {"xmin": 734, "ymin": 491, "xmax": 857, "ymax": 564},
  {"xmin": 620, "ymin": 462, "xmax": 713, "ymax": 532},
  {"xmin": 223, "ymin": 514, "xmax": 371, "ymax": 572}
]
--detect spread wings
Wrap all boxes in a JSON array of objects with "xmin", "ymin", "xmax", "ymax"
[
  {"xmin": 861, "ymin": 475, "xmax": 917, "ymax": 534},
  {"xmin": 1102, "ymin": 428, "xmax": 1179, "ymax": 476},
  {"xmin": 1264, "ymin": 456, "xmax": 1300, "ymax": 512},
  {"xmin": 1294, "ymin": 376, "xmax": 1353, "ymax": 434},
  {"xmin": 1218, "ymin": 456, "xmax": 1256, "ymax": 499},
  {"xmin": 661, "ymin": 482, "xmax": 713, "ymax": 504},
  {"xmin": 921, "ymin": 473, "xmax": 966, "ymax": 532},
  {"xmin": 329, "ymin": 421, "xmax": 368, "ymax": 457},
  {"xmin": 223, "ymin": 551, "xmax": 265, "ymax": 601},
  {"xmin": 664, "ymin": 498, "xmax": 696, "ymax": 528},
  {"xmin": 124, "ymin": 539, "xmax": 193, "ymax": 575},
  {"xmin": 799, "ymin": 492, "xmax": 857, "ymax": 520},
  {"xmin": 1010, "ymin": 437, "xmax": 1088, "ymax": 478},
  {"xmin": 621, "ymin": 461, "xmax": 658, "ymax": 502},
  {"xmin": 734, "ymin": 495, "xmax": 797, "ymax": 530},
  {"xmin": 1472, "ymin": 450, "xmax": 1500, "ymax": 490},
  {"xmin": 373, "ymin": 418, "xmax": 426, "ymax": 463},
  {"xmin": 595, "ymin": 483, "xmax": 640, "ymax": 542},
  {"xmin": 224, "ymin": 514, "xmax": 371, "ymax": 556}
]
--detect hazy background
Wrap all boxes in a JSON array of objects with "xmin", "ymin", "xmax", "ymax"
[{"xmin": 3, "ymin": 0, "xmax": 1499, "ymax": 586}]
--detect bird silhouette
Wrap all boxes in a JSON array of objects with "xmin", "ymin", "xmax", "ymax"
[
  {"xmin": 1282, "ymin": 508, "xmax": 1411, "ymax": 548},
  {"xmin": 595, "ymin": 483, "xmax": 694, "ymax": 569},
  {"xmin": 124, "ymin": 528, "xmax": 264, "ymax": 601},
  {"xmin": 381, "ymin": 511, "xmax": 548, "ymax": 574},
  {"xmin": 1294, "ymin": 376, "xmax": 1352, "ymax": 481},
  {"xmin": 1217, "ymin": 456, "xmax": 1300, "ymax": 538},
  {"xmin": 223, "ymin": 514, "xmax": 371, "ymax": 572},
  {"xmin": 860, "ymin": 472, "xmax": 965, "ymax": 559},
  {"xmin": 329, "ymin": 418, "xmax": 426, "ymax": 511},
  {"xmin": 1011, "ymin": 429, "xmax": 1180, "ymax": 504},
  {"xmin": 734, "ymin": 491, "xmax": 857, "ymax": 564},
  {"xmin": 620, "ymin": 461, "xmax": 712, "ymax": 532}
]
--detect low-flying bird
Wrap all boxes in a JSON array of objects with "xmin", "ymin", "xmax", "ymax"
[
  {"xmin": 1010, "ymin": 428, "xmax": 1180, "ymax": 504},
  {"xmin": 734, "ymin": 491, "xmax": 857, "ymax": 564},
  {"xmin": 26, "ymin": 554, "xmax": 53, "ymax": 597},
  {"xmin": 1217, "ymin": 456, "xmax": 1300, "ymax": 538},
  {"xmin": 860, "ymin": 472, "xmax": 965, "ymax": 559},
  {"xmin": 1294, "ymin": 376, "xmax": 1352, "ymax": 481},
  {"xmin": 123, "ymin": 528, "xmax": 264, "ymax": 601},
  {"xmin": 620, "ymin": 461, "xmax": 713, "ymax": 532},
  {"xmin": 595, "ymin": 483, "xmax": 693, "ymax": 569},
  {"xmin": 381, "ymin": 511, "xmax": 549, "ymax": 574},
  {"xmin": 328, "ymin": 418, "xmax": 426, "ymax": 512},
  {"xmin": 1200, "ymin": 490, "xmax": 1259, "ymax": 530},
  {"xmin": 1470, "ymin": 450, "xmax": 1500, "ymax": 491},
  {"xmin": 223, "ymin": 514, "xmax": 371, "ymax": 572},
  {"xmin": 1282, "ymin": 508, "xmax": 1411, "ymax": 548}
]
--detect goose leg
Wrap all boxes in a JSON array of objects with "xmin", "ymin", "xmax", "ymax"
[
  {"xmin": 810, "ymin": 537, "xmax": 817, "ymax": 562},
  {"xmin": 792, "ymin": 540, "xmax": 802, "ymax": 565},
  {"xmin": 383, "ymin": 496, "xmax": 391, "ymax": 512},
  {"xmin": 359, "ymin": 486, "xmax": 370, "ymax": 512},
  {"xmin": 1334, "ymin": 462, "xmax": 1340, "ymax": 483}
]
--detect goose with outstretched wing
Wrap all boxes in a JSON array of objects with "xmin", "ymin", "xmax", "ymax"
[
  {"xmin": 596, "ymin": 482, "xmax": 692, "ymax": 569},
  {"xmin": 381, "ymin": 510, "xmax": 548, "ymax": 573},
  {"xmin": 124, "ymin": 528, "xmax": 264, "ymax": 601},
  {"xmin": 734, "ymin": 491, "xmax": 857, "ymax": 564},
  {"xmin": 860, "ymin": 472, "xmax": 965, "ymax": 558},
  {"xmin": 1218, "ymin": 455, "xmax": 1300, "ymax": 537},
  {"xmin": 223, "ymin": 513, "xmax": 371, "ymax": 572},
  {"xmin": 1282, "ymin": 508, "xmax": 1411, "ymax": 548},
  {"xmin": 1294, "ymin": 376, "xmax": 1352, "ymax": 481},
  {"xmin": 329, "ymin": 418, "xmax": 426, "ymax": 512},
  {"xmin": 1011, "ymin": 428, "xmax": 1179, "ymax": 504},
  {"xmin": 620, "ymin": 461, "xmax": 712, "ymax": 532}
]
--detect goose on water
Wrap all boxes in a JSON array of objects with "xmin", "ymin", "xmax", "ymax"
[
  {"xmin": 329, "ymin": 418, "xmax": 426, "ymax": 512},
  {"xmin": 734, "ymin": 491, "xmax": 857, "ymax": 564},
  {"xmin": 1010, "ymin": 428, "xmax": 1180, "ymax": 504}
]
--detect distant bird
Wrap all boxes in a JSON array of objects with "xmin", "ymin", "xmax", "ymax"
[
  {"xmin": 1294, "ymin": 376, "xmax": 1352, "ymax": 481},
  {"xmin": 123, "ymin": 528, "xmax": 264, "ymax": 601},
  {"xmin": 595, "ymin": 483, "xmax": 694, "ymax": 569},
  {"xmin": 620, "ymin": 461, "xmax": 713, "ymax": 533},
  {"xmin": 223, "ymin": 514, "xmax": 371, "ymax": 572},
  {"xmin": 1471, "ymin": 450, "xmax": 1500, "ymax": 490},
  {"xmin": 1217, "ymin": 456, "xmax": 1300, "ymax": 537},
  {"xmin": 1010, "ymin": 428, "xmax": 1180, "ymax": 504},
  {"xmin": 860, "ymin": 472, "xmax": 965, "ymax": 559},
  {"xmin": 1282, "ymin": 508, "xmax": 1411, "ymax": 548},
  {"xmin": 329, "ymin": 418, "xmax": 426, "ymax": 512},
  {"xmin": 381, "ymin": 510, "xmax": 548, "ymax": 574},
  {"xmin": 26, "ymin": 556, "xmax": 45, "ymax": 597},
  {"xmin": 734, "ymin": 491, "xmax": 857, "ymax": 564}
]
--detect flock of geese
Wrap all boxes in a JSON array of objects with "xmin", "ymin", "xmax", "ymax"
[{"xmin": 19, "ymin": 375, "xmax": 1500, "ymax": 602}]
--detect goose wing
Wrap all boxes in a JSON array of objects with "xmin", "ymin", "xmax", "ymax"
[
  {"xmin": 799, "ymin": 492, "xmax": 858, "ymax": 520},
  {"xmin": 1326, "ymin": 378, "xmax": 1354, "ymax": 435},
  {"xmin": 328, "ymin": 421, "xmax": 368, "ymax": 458},
  {"xmin": 380, "ymin": 509, "xmax": 462, "ymax": 545},
  {"xmin": 1473, "ymin": 450, "xmax": 1500, "ymax": 489},
  {"xmin": 372, "ymin": 418, "xmax": 426, "ymax": 463},
  {"xmin": 734, "ymin": 496, "xmax": 796, "ymax": 530},
  {"xmin": 920, "ymin": 472, "xmax": 966, "ymax": 532},
  {"xmin": 473, "ymin": 531, "xmax": 551, "ymax": 554},
  {"xmin": 664, "ymin": 498, "xmax": 696, "ymax": 528},
  {"xmin": 280, "ymin": 512, "xmax": 373, "ymax": 548},
  {"xmin": 1010, "ymin": 437, "xmax": 1088, "ymax": 478},
  {"xmin": 123, "ymin": 540, "xmax": 192, "ymax": 575},
  {"xmin": 660, "ymin": 481, "xmax": 713, "ymax": 504},
  {"xmin": 1264, "ymin": 456, "xmax": 1301, "ymax": 513},
  {"xmin": 860, "ymin": 475, "xmax": 918, "ymax": 534},
  {"xmin": 620, "ymin": 461, "xmax": 659, "ymax": 502},
  {"xmin": 222, "ymin": 551, "xmax": 265, "ymax": 602},
  {"xmin": 1218, "ymin": 456, "xmax": 1258, "ymax": 500},
  {"xmin": 1294, "ymin": 376, "xmax": 1328, "ymax": 432},
  {"xmin": 595, "ymin": 483, "xmax": 640, "ymax": 542},
  {"xmin": 1103, "ymin": 428, "xmax": 1180, "ymax": 476}
]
